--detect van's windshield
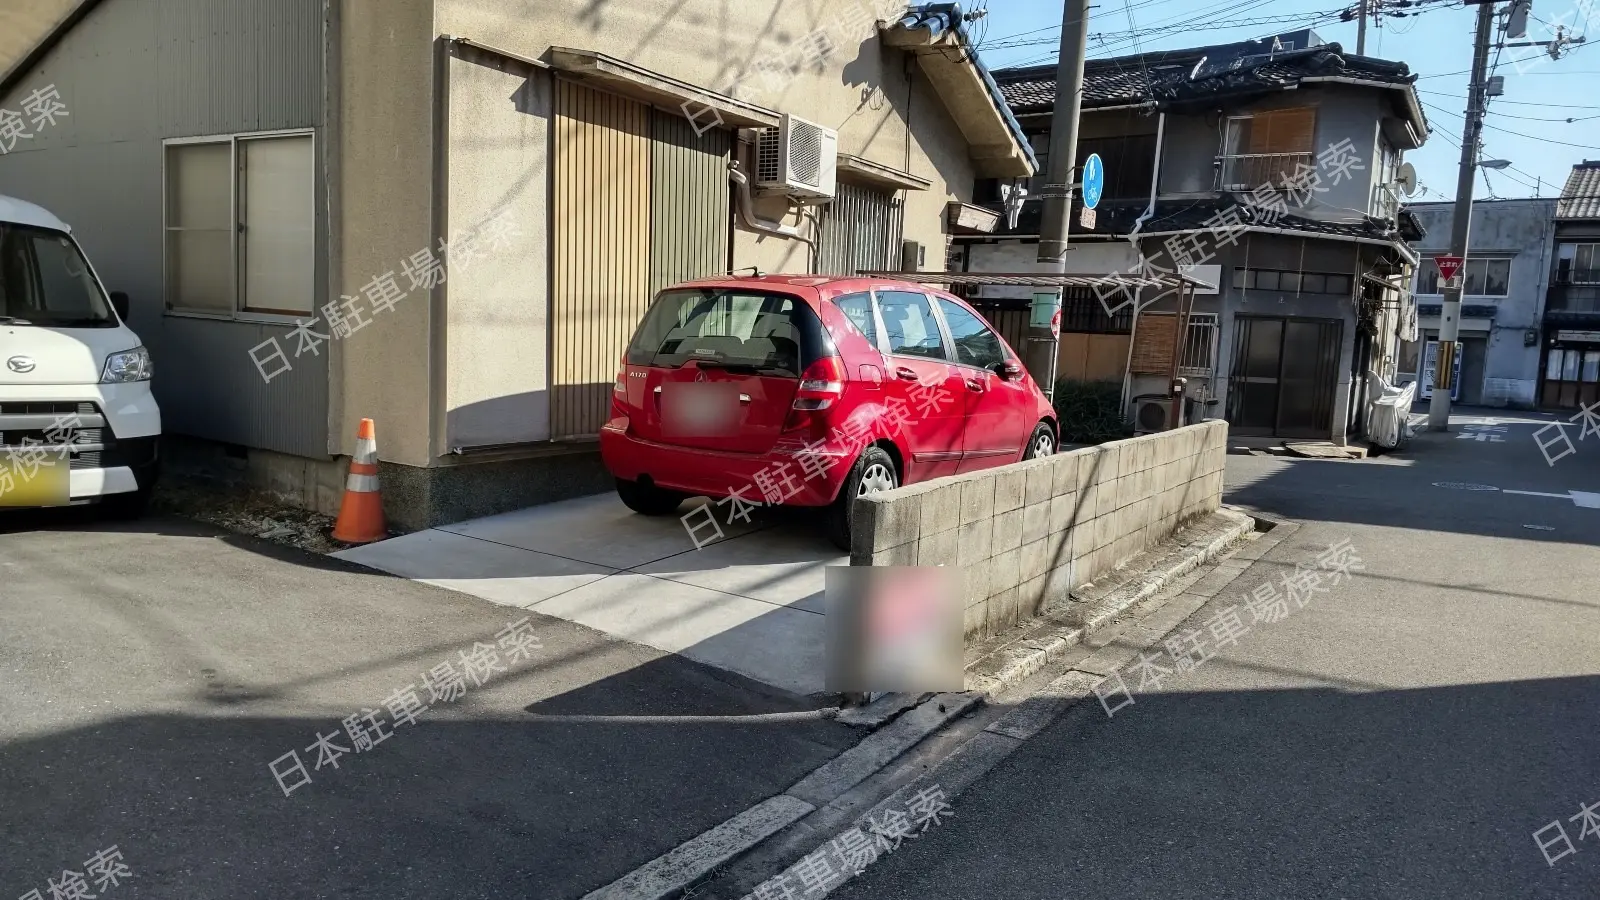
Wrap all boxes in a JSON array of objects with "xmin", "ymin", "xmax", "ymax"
[{"xmin": 0, "ymin": 223, "xmax": 116, "ymax": 327}]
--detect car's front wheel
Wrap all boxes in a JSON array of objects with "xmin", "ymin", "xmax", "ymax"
[
  {"xmin": 615, "ymin": 477, "xmax": 686, "ymax": 516},
  {"xmin": 826, "ymin": 445, "xmax": 898, "ymax": 551}
]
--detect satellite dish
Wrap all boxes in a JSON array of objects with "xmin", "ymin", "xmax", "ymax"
[{"xmin": 1396, "ymin": 162, "xmax": 1419, "ymax": 197}]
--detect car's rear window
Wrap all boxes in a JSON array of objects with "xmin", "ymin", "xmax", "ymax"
[{"xmin": 626, "ymin": 288, "xmax": 832, "ymax": 376}]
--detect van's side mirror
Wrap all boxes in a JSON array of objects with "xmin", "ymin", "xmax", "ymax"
[{"xmin": 109, "ymin": 291, "xmax": 130, "ymax": 322}]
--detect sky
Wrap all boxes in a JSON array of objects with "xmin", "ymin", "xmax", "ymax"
[{"xmin": 964, "ymin": 0, "xmax": 1600, "ymax": 204}]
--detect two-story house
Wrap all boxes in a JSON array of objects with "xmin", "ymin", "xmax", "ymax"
[
  {"xmin": 956, "ymin": 30, "xmax": 1426, "ymax": 444},
  {"xmin": 1401, "ymin": 199, "xmax": 1556, "ymax": 409},
  {"xmin": 0, "ymin": 0, "xmax": 1033, "ymax": 528},
  {"xmin": 1540, "ymin": 160, "xmax": 1600, "ymax": 410}
]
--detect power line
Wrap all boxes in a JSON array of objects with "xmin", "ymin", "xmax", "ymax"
[
  {"xmin": 1424, "ymin": 98, "xmax": 1600, "ymax": 152},
  {"xmin": 1416, "ymin": 89, "xmax": 1600, "ymax": 110}
]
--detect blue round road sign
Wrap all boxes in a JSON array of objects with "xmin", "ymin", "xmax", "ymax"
[{"xmin": 1082, "ymin": 153, "xmax": 1104, "ymax": 211}]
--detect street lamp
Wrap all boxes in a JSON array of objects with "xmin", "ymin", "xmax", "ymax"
[{"xmin": 1479, "ymin": 159, "xmax": 1513, "ymax": 169}]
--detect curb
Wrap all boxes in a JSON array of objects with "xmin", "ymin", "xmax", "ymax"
[
  {"xmin": 577, "ymin": 510, "xmax": 1261, "ymax": 900},
  {"xmin": 965, "ymin": 508, "xmax": 1256, "ymax": 698}
]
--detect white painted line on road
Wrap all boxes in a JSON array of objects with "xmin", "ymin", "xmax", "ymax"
[
  {"xmin": 1523, "ymin": 524, "xmax": 1556, "ymax": 531},
  {"xmin": 580, "ymin": 794, "xmax": 815, "ymax": 900},
  {"xmin": 1571, "ymin": 490, "xmax": 1600, "ymax": 509},
  {"xmin": 1503, "ymin": 489, "xmax": 1574, "ymax": 500}
]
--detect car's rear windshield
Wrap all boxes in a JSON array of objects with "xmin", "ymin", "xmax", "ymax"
[
  {"xmin": 626, "ymin": 288, "xmax": 831, "ymax": 376},
  {"xmin": 0, "ymin": 223, "xmax": 116, "ymax": 327}
]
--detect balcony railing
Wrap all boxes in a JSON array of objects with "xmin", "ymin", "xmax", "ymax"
[
  {"xmin": 1216, "ymin": 151, "xmax": 1313, "ymax": 191},
  {"xmin": 1548, "ymin": 273, "xmax": 1600, "ymax": 313}
]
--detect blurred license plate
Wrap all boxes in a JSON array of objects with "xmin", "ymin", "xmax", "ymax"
[
  {"xmin": 0, "ymin": 456, "xmax": 70, "ymax": 507},
  {"xmin": 662, "ymin": 382, "xmax": 741, "ymax": 437}
]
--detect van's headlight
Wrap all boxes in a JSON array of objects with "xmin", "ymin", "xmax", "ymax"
[{"xmin": 101, "ymin": 346, "xmax": 153, "ymax": 383}]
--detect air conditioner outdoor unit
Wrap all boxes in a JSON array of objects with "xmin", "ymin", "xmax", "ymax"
[
  {"xmin": 1133, "ymin": 395, "xmax": 1182, "ymax": 436},
  {"xmin": 755, "ymin": 113, "xmax": 838, "ymax": 200}
]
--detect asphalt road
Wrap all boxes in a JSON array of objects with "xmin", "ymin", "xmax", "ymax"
[
  {"xmin": 830, "ymin": 409, "xmax": 1600, "ymax": 900},
  {"xmin": 0, "ymin": 509, "xmax": 856, "ymax": 898}
]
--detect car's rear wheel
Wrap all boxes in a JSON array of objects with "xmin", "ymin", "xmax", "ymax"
[
  {"xmin": 1023, "ymin": 421, "xmax": 1056, "ymax": 460},
  {"xmin": 826, "ymin": 446, "xmax": 898, "ymax": 551},
  {"xmin": 615, "ymin": 477, "xmax": 686, "ymax": 516}
]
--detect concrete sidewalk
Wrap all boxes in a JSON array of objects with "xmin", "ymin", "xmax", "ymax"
[{"xmin": 336, "ymin": 493, "xmax": 846, "ymax": 696}]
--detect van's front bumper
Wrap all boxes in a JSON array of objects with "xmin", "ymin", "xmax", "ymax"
[{"xmin": 0, "ymin": 381, "xmax": 160, "ymax": 503}]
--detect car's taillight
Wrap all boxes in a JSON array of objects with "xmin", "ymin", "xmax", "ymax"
[
  {"xmin": 793, "ymin": 355, "xmax": 846, "ymax": 411},
  {"xmin": 784, "ymin": 355, "xmax": 846, "ymax": 435}
]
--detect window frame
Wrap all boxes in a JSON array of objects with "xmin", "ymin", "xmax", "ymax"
[
  {"xmin": 1414, "ymin": 257, "xmax": 1510, "ymax": 298},
  {"xmin": 872, "ymin": 288, "xmax": 953, "ymax": 363},
  {"xmin": 829, "ymin": 291, "xmax": 887, "ymax": 354},
  {"xmin": 162, "ymin": 128, "xmax": 317, "ymax": 324},
  {"xmin": 932, "ymin": 295, "xmax": 1009, "ymax": 373}
]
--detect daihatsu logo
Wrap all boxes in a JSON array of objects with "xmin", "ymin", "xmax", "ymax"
[{"xmin": 5, "ymin": 356, "xmax": 35, "ymax": 374}]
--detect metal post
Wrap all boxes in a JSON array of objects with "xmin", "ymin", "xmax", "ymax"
[
  {"xmin": 1427, "ymin": 0, "xmax": 1497, "ymax": 430},
  {"xmin": 1167, "ymin": 282, "xmax": 1195, "ymax": 429},
  {"xmin": 1357, "ymin": 0, "xmax": 1370, "ymax": 54},
  {"xmin": 1029, "ymin": 0, "xmax": 1092, "ymax": 399}
]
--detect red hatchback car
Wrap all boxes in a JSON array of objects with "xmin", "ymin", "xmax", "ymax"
[{"xmin": 600, "ymin": 275, "xmax": 1058, "ymax": 549}]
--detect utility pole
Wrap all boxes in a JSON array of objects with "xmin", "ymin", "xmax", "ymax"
[
  {"xmin": 1357, "ymin": 0, "xmax": 1370, "ymax": 54},
  {"xmin": 1028, "ymin": 0, "xmax": 1092, "ymax": 399},
  {"xmin": 1427, "ymin": 0, "xmax": 1498, "ymax": 430}
]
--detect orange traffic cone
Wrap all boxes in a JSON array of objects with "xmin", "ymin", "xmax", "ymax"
[{"xmin": 332, "ymin": 418, "xmax": 387, "ymax": 544}]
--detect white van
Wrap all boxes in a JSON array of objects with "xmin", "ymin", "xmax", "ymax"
[{"xmin": 0, "ymin": 194, "xmax": 159, "ymax": 516}]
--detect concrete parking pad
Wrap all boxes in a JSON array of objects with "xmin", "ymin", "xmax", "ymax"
[{"xmin": 337, "ymin": 493, "xmax": 838, "ymax": 696}]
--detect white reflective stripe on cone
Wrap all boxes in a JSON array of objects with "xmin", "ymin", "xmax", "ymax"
[
  {"xmin": 346, "ymin": 473, "xmax": 381, "ymax": 493},
  {"xmin": 353, "ymin": 438, "xmax": 378, "ymax": 464}
]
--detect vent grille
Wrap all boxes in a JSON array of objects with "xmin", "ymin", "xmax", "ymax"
[
  {"xmin": 756, "ymin": 129, "xmax": 783, "ymax": 185},
  {"xmin": 787, "ymin": 119, "xmax": 825, "ymax": 188}
]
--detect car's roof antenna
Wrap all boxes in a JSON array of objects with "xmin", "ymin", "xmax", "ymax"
[{"xmin": 729, "ymin": 266, "xmax": 764, "ymax": 277}]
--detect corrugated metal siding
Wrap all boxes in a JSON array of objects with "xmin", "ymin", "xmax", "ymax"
[
  {"xmin": 156, "ymin": 316, "xmax": 328, "ymax": 451},
  {"xmin": 550, "ymin": 80, "xmax": 651, "ymax": 439},
  {"xmin": 649, "ymin": 110, "xmax": 729, "ymax": 295},
  {"xmin": 0, "ymin": 0, "xmax": 328, "ymax": 458},
  {"xmin": 816, "ymin": 182, "xmax": 903, "ymax": 275}
]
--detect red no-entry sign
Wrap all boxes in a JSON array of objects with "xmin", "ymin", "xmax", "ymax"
[{"xmin": 1435, "ymin": 255, "xmax": 1464, "ymax": 282}]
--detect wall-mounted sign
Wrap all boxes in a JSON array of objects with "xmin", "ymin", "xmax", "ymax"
[{"xmin": 1556, "ymin": 330, "xmax": 1600, "ymax": 343}]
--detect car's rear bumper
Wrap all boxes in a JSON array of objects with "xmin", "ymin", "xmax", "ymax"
[{"xmin": 600, "ymin": 419, "xmax": 854, "ymax": 507}]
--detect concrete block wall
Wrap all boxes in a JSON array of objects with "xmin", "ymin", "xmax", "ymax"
[{"xmin": 851, "ymin": 420, "xmax": 1229, "ymax": 641}]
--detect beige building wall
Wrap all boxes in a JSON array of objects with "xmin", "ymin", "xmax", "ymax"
[
  {"xmin": 337, "ymin": 0, "xmax": 999, "ymax": 468},
  {"xmin": 335, "ymin": 0, "xmax": 438, "ymax": 466},
  {"xmin": 442, "ymin": 48, "xmax": 552, "ymax": 449}
]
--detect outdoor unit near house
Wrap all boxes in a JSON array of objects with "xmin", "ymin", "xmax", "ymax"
[
  {"xmin": 1133, "ymin": 396, "xmax": 1182, "ymax": 435},
  {"xmin": 755, "ymin": 114, "xmax": 838, "ymax": 200}
]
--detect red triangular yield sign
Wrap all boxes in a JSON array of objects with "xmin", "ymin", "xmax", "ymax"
[{"xmin": 1435, "ymin": 255, "xmax": 1464, "ymax": 281}]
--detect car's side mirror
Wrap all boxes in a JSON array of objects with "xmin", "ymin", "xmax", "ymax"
[
  {"xmin": 109, "ymin": 291, "xmax": 130, "ymax": 322},
  {"xmin": 996, "ymin": 360, "xmax": 1023, "ymax": 380}
]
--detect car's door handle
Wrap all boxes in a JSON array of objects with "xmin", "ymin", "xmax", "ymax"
[
  {"xmin": 894, "ymin": 367, "xmax": 919, "ymax": 381},
  {"xmin": 965, "ymin": 378, "xmax": 984, "ymax": 392}
]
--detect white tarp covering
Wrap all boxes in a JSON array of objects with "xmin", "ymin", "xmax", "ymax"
[{"xmin": 1366, "ymin": 369, "xmax": 1417, "ymax": 450}]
